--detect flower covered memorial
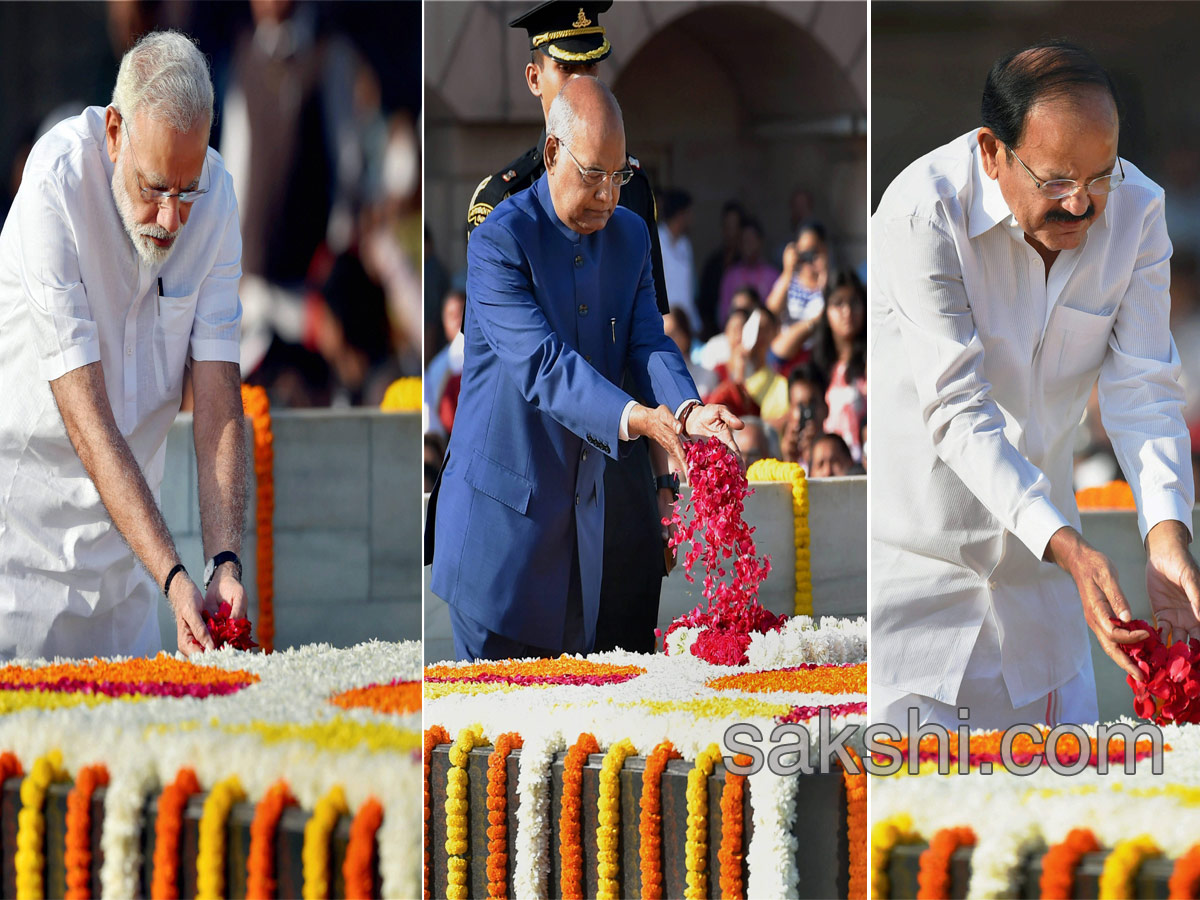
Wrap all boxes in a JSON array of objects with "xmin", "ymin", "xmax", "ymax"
[
  {"xmin": 0, "ymin": 640, "xmax": 421, "ymax": 899},
  {"xmin": 426, "ymin": 443, "xmax": 867, "ymax": 898}
]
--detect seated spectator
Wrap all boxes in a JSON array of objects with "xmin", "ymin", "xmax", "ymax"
[
  {"xmin": 663, "ymin": 307, "xmax": 717, "ymax": 397},
  {"xmin": 734, "ymin": 415, "xmax": 779, "ymax": 467},
  {"xmin": 767, "ymin": 221, "xmax": 830, "ymax": 362},
  {"xmin": 780, "ymin": 363, "xmax": 829, "ymax": 471},
  {"xmin": 704, "ymin": 307, "xmax": 787, "ymax": 425},
  {"xmin": 717, "ymin": 218, "xmax": 779, "ymax": 327},
  {"xmin": 697, "ymin": 286, "xmax": 763, "ymax": 375},
  {"xmin": 809, "ymin": 432, "xmax": 854, "ymax": 477},
  {"xmin": 811, "ymin": 269, "xmax": 867, "ymax": 463},
  {"xmin": 424, "ymin": 289, "xmax": 465, "ymax": 437}
]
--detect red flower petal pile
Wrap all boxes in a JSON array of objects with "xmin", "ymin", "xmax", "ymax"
[
  {"xmin": 202, "ymin": 602, "xmax": 258, "ymax": 651},
  {"xmin": 1115, "ymin": 617, "xmax": 1200, "ymax": 725},
  {"xmin": 657, "ymin": 438, "xmax": 783, "ymax": 666}
]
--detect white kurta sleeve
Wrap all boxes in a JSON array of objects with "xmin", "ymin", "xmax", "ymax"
[
  {"xmin": 880, "ymin": 211, "xmax": 1072, "ymax": 559},
  {"xmin": 18, "ymin": 169, "xmax": 101, "ymax": 381},
  {"xmin": 1097, "ymin": 193, "xmax": 1195, "ymax": 540}
]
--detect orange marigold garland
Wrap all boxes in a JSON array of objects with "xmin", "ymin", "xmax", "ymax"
[
  {"xmin": 837, "ymin": 747, "xmax": 867, "ymax": 900},
  {"xmin": 916, "ymin": 826, "xmax": 976, "ymax": 900},
  {"xmin": 639, "ymin": 740, "xmax": 681, "ymax": 900},
  {"xmin": 151, "ymin": 767, "xmax": 201, "ymax": 900},
  {"xmin": 559, "ymin": 732, "xmax": 600, "ymax": 900},
  {"xmin": 246, "ymin": 779, "xmax": 296, "ymax": 900},
  {"xmin": 343, "ymin": 797, "xmax": 384, "ymax": 900},
  {"xmin": 1076, "ymin": 480, "xmax": 1136, "ymax": 510},
  {"xmin": 1041, "ymin": 828, "xmax": 1100, "ymax": 900},
  {"xmin": 241, "ymin": 383, "xmax": 275, "ymax": 653},
  {"xmin": 486, "ymin": 732, "xmax": 524, "ymax": 899},
  {"xmin": 330, "ymin": 680, "xmax": 421, "ymax": 715},
  {"xmin": 1170, "ymin": 841, "xmax": 1200, "ymax": 899},
  {"xmin": 717, "ymin": 754, "xmax": 749, "ymax": 900},
  {"xmin": 65, "ymin": 763, "xmax": 109, "ymax": 900},
  {"xmin": 423, "ymin": 726, "xmax": 451, "ymax": 900}
]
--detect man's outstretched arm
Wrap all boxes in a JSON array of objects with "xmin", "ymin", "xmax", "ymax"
[
  {"xmin": 49, "ymin": 362, "xmax": 214, "ymax": 654},
  {"xmin": 191, "ymin": 359, "xmax": 247, "ymax": 619}
]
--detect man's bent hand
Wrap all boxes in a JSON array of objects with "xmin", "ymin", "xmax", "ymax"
[
  {"xmin": 628, "ymin": 404, "xmax": 688, "ymax": 476},
  {"xmin": 1046, "ymin": 526, "xmax": 1149, "ymax": 682},
  {"xmin": 168, "ymin": 575, "xmax": 215, "ymax": 656},
  {"xmin": 206, "ymin": 568, "xmax": 248, "ymax": 621},
  {"xmin": 1145, "ymin": 519, "xmax": 1200, "ymax": 642},
  {"xmin": 682, "ymin": 403, "xmax": 745, "ymax": 462}
]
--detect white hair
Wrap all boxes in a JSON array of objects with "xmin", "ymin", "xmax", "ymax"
[{"xmin": 111, "ymin": 31, "xmax": 213, "ymax": 134}]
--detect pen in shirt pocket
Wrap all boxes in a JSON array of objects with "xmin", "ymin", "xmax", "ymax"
[
  {"xmin": 610, "ymin": 317, "xmax": 616, "ymax": 343},
  {"xmin": 157, "ymin": 277, "xmax": 164, "ymax": 317}
]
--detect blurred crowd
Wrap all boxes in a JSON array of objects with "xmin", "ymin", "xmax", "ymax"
[
  {"xmin": 424, "ymin": 186, "xmax": 867, "ymax": 491},
  {"xmin": 3, "ymin": 0, "xmax": 422, "ymax": 409}
]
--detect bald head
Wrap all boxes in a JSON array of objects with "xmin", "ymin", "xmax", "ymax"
[
  {"xmin": 546, "ymin": 76, "xmax": 624, "ymax": 150},
  {"xmin": 544, "ymin": 76, "xmax": 628, "ymax": 235}
]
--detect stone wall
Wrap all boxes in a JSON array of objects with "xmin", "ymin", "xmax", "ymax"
[{"xmin": 160, "ymin": 410, "xmax": 422, "ymax": 651}]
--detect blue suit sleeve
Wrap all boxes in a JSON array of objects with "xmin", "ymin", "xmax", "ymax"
[
  {"xmin": 466, "ymin": 221, "xmax": 632, "ymax": 458},
  {"xmin": 626, "ymin": 222, "xmax": 700, "ymax": 411}
]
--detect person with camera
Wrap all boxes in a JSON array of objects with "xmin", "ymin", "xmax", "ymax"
[
  {"xmin": 766, "ymin": 221, "xmax": 831, "ymax": 361},
  {"xmin": 779, "ymin": 363, "xmax": 829, "ymax": 473}
]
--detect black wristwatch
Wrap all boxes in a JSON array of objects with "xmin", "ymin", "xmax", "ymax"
[
  {"xmin": 655, "ymin": 473, "xmax": 680, "ymax": 500},
  {"xmin": 203, "ymin": 551, "xmax": 242, "ymax": 589}
]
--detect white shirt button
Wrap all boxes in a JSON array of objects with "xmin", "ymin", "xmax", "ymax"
[{"xmin": 126, "ymin": 347, "xmax": 133, "ymax": 356}]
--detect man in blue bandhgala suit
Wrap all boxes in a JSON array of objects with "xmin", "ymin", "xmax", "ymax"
[{"xmin": 427, "ymin": 78, "xmax": 742, "ymax": 661}]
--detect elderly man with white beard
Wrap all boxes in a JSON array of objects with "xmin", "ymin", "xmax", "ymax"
[{"xmin": 0, "ymin": 31, "xmax": 247, "ymax": 659}]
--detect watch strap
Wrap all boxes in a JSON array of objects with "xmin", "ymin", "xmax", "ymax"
[
  {"xmin": 655, "ymin": 473, "xmax": 680, "ymax": 497},
  {"xmin": 205, "ymin": 551, "xmax": 242, "ymax": 588}
]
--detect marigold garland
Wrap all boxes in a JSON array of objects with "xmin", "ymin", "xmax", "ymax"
[
  {"xmin": 1170, "ymin": 841, "xmax": 1200, "ymax": 899},
  {"xmin": 241, "ymin": 383, "xmax": 275, "ymax": 653},
  {"xmin": 747, "ymin": 457, "xmax": 812, "ymax": 615},
  {"xmin": 639, "ymin": 740, "xmax": 682, "ymax": 900},
  {"xmin": 596, "ymin": 738, "xmax": 636, "ymax": 900},
  {"xmin": 559, "ymin": 732, "xmax": 601, "ymax": 900},
  {"xmin": 684, "ymin": 743, "xmax": 723, "ymax": 900},
  {"xmin": 303, "ymin": 784, "xmax": 349, "ymax": 900},
  {"xmin": 916, "ymin": 825, "xmax": 976, "ymax": 900},
  {"xmin": 330, "ymin": 679, "xmax": 422, "ymax": 715},
  {"xmin": 424, "ymin": 657, "xmax": 645, "ymax": 685},
  {"xmin": 343, "ymin": 796, "xmax": 384, "ymax": 900},
  {"xmin": 707, "ymin": 663, "xmax": 867, "ymax": 696},
  {"xmin": 423, "ymin": 725, "xmax": 451, "ymax": 900},
  {"xmin": 1099, "ymin": 835, "xmax": 1161, "ymax": 900},
  {"xmin": 196, "ymin": 774, "xmax": 247, "ymax": 900},
  {"xmin": 1040, "ymin": 828, "xmax": 1100, "ymax": 899},
  {"xmin": 15, "ymin": 750, "xmax": 67, "ymax": 900},
  {"xmin": 876, "ymin": 726, "xmax": 1162, "ymax": 772},
  {"xmin": 870, "ymin": 814, "xmax": 918, "ymax": 900},
  {"xmin": 841, "ymin": 747, "xmax": 868, "ymax": 900},
  {"xmin": 0, "ymin": 655, "xmax": 258, "ymax": 694},
  {"xmin": 446, "ymin": 725, "xmax": 488, "ymax": 900},
  {"xmin": 151, "ymin": 767, "xmax": 201, "ymax": 900},
  {"xmin": 64, "ymin": 763, "xmax": 109, "ymax": 900},
  {"xmin": 486, "ymin": 732, "xmax": 524, "ymax": 899},
  {"xmin": 1076, "ymin": 480, "xmax": 1136, "ymax": 509},
  {"xmin": 380, "ymin": 376, "xmax": 422, "ymax": 412},
  {"xmin": 245, "ymin": 779, "xmax": 296, "ymax": 900},
  {"xmin": 717, "ymin": 754, "xmax": 750, "ymax": 900}
]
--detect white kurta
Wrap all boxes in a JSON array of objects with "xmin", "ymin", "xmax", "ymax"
[
  {"xmin": 871, "ymin": 130, "xmax": 1193, "ymax": 709},
  {"xmin": 0, "ymin": 107, "xmax": 242, "ymax": 660}
]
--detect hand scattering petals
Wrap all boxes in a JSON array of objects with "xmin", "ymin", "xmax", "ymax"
[
  {"xmin": 202, "ymin": 602, "xmax": 258, "ymax": 651},
  {"xmin": 1115, "ymin": 617, "xmax": 1200, "ymax": 725}
]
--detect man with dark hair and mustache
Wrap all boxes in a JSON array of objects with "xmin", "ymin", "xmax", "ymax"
[
  {"xmin": 871, "ymin": 41, "xmax": 1200, "ymax": 729},
  {"xmin": 0, "ymin": 31, "xmax": 246, "ymax": 660}
]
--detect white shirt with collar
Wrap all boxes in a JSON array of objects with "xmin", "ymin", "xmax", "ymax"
[
  {"xmin": 870, "ymin": 129, "xmax": 1193, "ymax": 708},
  {"xmin": 0, "ymin": 106, "xmax": 242, "ymax": 660}
]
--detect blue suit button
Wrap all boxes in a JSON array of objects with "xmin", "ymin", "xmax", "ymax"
[
  {"xmin": 578, "ymin": 304, "xmax": 588, "ymax": 316},
  {"xmin": 574, "ymin": 255, "xmax": 583, "ymax": 268},
  {"xmin": 581, "ymin": 449, "xmax": 588, "ymax": 461},
  {"xmin": 575, "ymin": 493, "xmax": 580, "ymax": 505}
]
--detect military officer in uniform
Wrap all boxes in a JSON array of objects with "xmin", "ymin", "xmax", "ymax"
[{"xmin": 464, "ymin": 1, "xmax": 680, "ymax": 654}]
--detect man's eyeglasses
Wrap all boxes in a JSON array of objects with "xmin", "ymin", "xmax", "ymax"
[
  {"xmin": 122, "ymin": 118, "xmax": 209, "ymax": 205},
  {"xmin": 556, "ymin": 140, "xmax": 633, "ymax": 188},
  {"xmin": 1005, "ymin": 143, "xmax": 1125, "ymax": 200}
]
